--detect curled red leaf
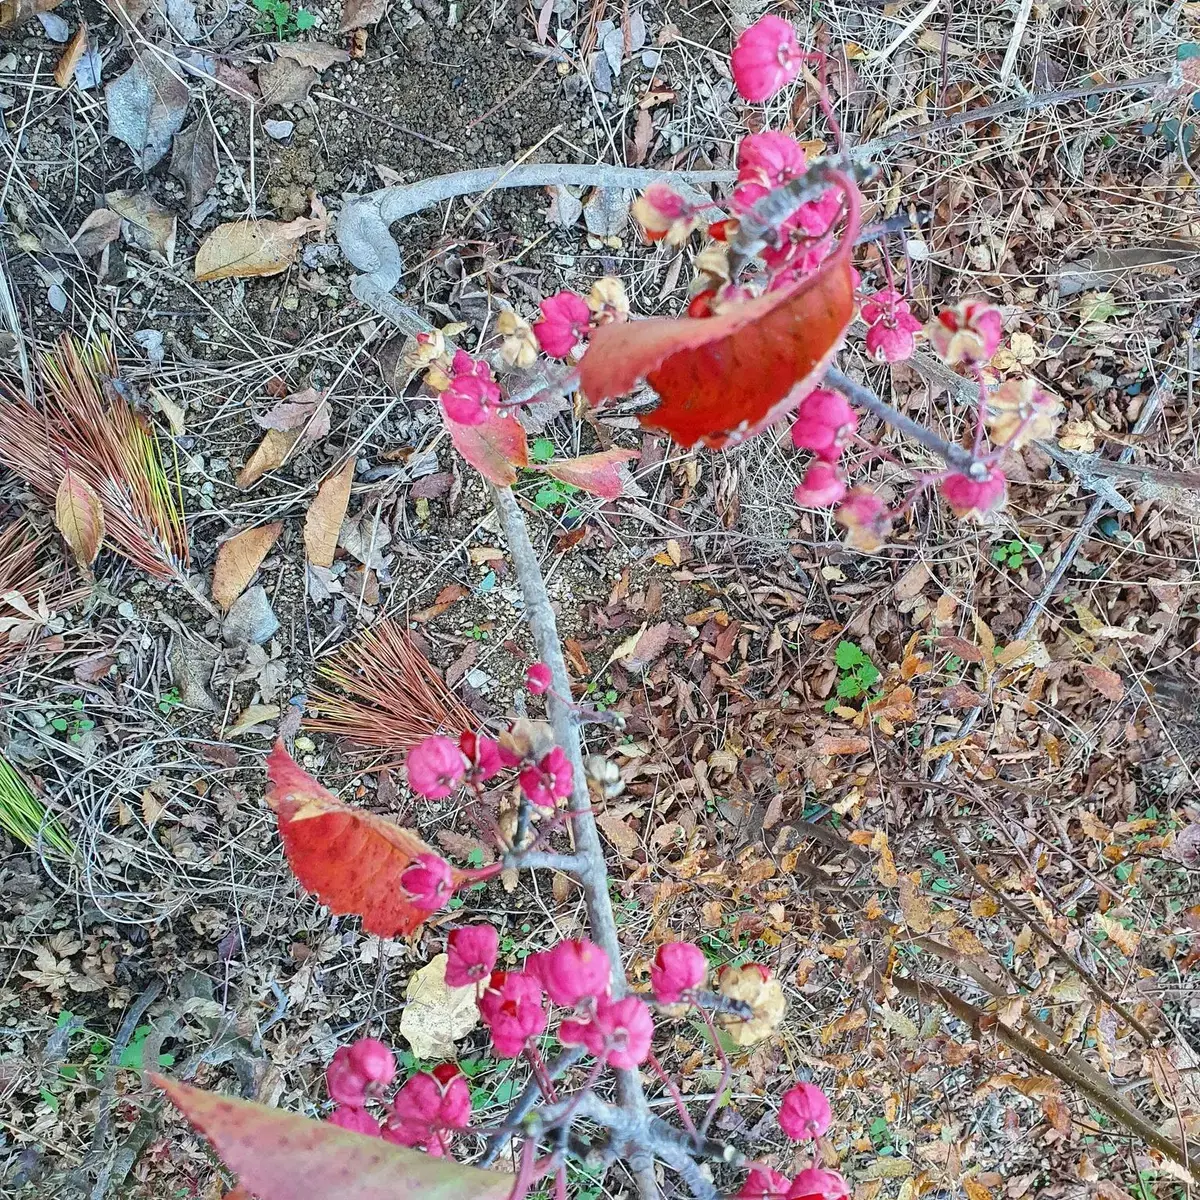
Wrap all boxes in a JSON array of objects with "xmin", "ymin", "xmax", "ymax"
[{"xmin": 578, "ymin": 259, "xmax": 854, "ymax": 449}]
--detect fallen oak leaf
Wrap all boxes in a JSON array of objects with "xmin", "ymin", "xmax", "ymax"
[
  {"xmin": 195, "ymin": 214, "xmax": 324, "ymax": 282},
  {"xmin": 536, "ymin": 447, "xmax": 639, "ymax": 500},
  {"xmin": 211, "ymin": 521, "xmax": 283, "ymax": 611},
  {"xmin": 266, "ymin": 741, "xmax": 464, "ymax": 937},
  {"xmin": 254, "ymin": 386, "xmax": 330, "ymax": 438},
  {"xmin": 578, "ymin": 257, "xmax": 854, "ymax": 449},
  {"xmin": 303, "ymin": 456, "xmax": 355, "ymax": 568},
  {"xmin": 399, "ymin": 953, "xmax": 480, "ymax": 1059}
]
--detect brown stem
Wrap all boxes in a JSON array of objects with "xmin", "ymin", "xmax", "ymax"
[
  {"xmin": 933, "ymin": 818, "xmax": 1156, "ymax": 1043},
  {"xmin": 891, "ymin": 975, "xmax": 1195, "ymax": 1174}
]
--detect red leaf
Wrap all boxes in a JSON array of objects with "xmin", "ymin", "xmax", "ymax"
[
  {"xmin": 578, "ymin": 259, "xmax": 854, "ymax": 448},
  {"xmin": 266, "ymin": 742, "xmax": 459, "ymax": 937},
  {"xmin": 155, "ymin": 1075, "xmax": 512, "ymax": 1200},
  {"xmin": 538, "ymin": 448, "xmax": 639, "ymax": 500},
  {"xmin": 442, "ymin": 402, "xmax": 529, "ymax": 486}
]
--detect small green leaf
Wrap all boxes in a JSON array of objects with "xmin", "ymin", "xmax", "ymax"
[
  {"xmin": 294, "ymin": 8, "xmax": 315, "ymax": 27},
  {"xmin": 857, "ymin": 663, "xmax": 881, "ymax": 689},
  {"xmin": 534, "ymin": 486, "xmax": 560, "ymax": 509},
  {"xmin": 834, "ymin": 640, "xmax": 866, "ymax": 670},
  {"xmin": 837, "ymin": 676, "xmax": 864, "ymax": 699},
  {"xmin": 531, "ymin": 437, "xmax": 555, "ymax": 464}
]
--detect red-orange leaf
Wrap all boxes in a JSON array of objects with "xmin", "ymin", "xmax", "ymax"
[
  {"xmin": 538, "ymin": 448, "xmax": 639, "ymax": 500},
  {"xmin": 155, "ymin": 1075, "xmax": 512, "ymax": 1200},
  {"xmin": 266, "ymin": 742, "xmax": 459, "ymax": 937},
  {"xmin": 578, "ymin": 258, "xmax": 854, "ymax": 449},
  {"xmin": 442, "ymin": 402, "xmax": 529, "ymax": 486}
]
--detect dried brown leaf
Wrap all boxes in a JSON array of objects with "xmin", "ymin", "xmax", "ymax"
[
  {"xmin": 54, "ymin": 474, "xmax": 105, "ymax": 568},
  {"xmin": 257, "ymin": 57, "xmax": 317, "ymax": 106},
  {"xmin": 339, "ymin": 0, "xmax": 387, "ymax": 32},
  {"xmin": 273, "ymin": 41, "xmax": 350, "ymax": 69},
  {"xmin": 236, "ymin": 428, "xmax": 301, "ymax": 488},
  {"xmin": 212, "ymin": 522, "xmax": 283, "ymax": 611},
  {"xmin": 195, "ymin": 216, "xmax": 322, "ymax": 282},
  {"xmin": 54, "ymin": 22, "xmax": 87, "ymax": 88},
  {"xmin": 304, "ymin": 457, "xmax": 355, "ymax": 568}
]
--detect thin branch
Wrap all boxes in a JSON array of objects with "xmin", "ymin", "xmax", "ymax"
[
  {"xmin": 491, "ymin": 484, "xmax": 658, "ymax": 1199},
  {"xmin": 479, "ymin": 1047, "xmax": 586, "ymax": 1166},
  {"xmin": 891, "ymin": 975, "xmax": 1195, "ymax": 1174},
  {"xmin": 934, "ymin": 818, "xmax": 1155, "ymax": 1042},
  {"xmin": 856, "ymin": 71, "xmax": 1169, "ymax": 156},
  {"xmin": 929, "ymin": 366, "xmax": 1172, "ymax": 781},
  {"xmin": 825, "ymin": 367, "xmax": 983, "ymax": 475}
]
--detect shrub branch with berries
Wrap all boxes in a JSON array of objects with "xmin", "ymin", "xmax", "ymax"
[{"xmin": 156, "ymin": 12, "xmax": 1070, "ymax": 1200}]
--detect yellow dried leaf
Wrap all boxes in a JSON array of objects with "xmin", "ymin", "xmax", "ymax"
[
  {"xmin": 1094, "ymin": 912, "xmax": 1139, "ymax": 956},
  {"xmin": 970, "ymin": 895, "xmax": 1000, "ymax": 918},
  {"xmin": 237, "ymin": 428, "xmax": 301, "ymax": 489},
  {"xmin": 399, "ymin": 953, "xmax": 480, "ymax": 1059},
  {"xmin": 898, "ymin": 874, "xmax": 932, "ymax": 934},
  {"xmin": 194, "ymin": 215, "xmax": 323, "ymax": 282},
  {"xmin": 54, "ymin": 473, "xmax": 105, "ymax": 568},
  {"xmin": 211, "ymin": 522, "xmax": 283, "ymax": 611},
  {"xmin": 871, "ymin": 829, "xmax": 899, "ymax": 888},
  {"xmin": 303, "ymin": 457, "xmax": 355, "ymax": 568},
  {"xmin": 964, "ymin": 1177, "xmax": 994, "ymax": 1200}
]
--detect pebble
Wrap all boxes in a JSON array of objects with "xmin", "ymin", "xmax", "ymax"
[
  {"xmin": 264, "ymin": 119, "xmax": 295, "ymax": 140},
  {"xmin": 222, "ymin": 586, "xmax": 280, "ymax": 646}
]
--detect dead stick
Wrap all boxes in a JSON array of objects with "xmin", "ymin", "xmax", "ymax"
[
  {"xmin": 929, "ymin": 366, "xmax": 1172, "ymax": 781},
  {"xmin": 891, "ymin": 975, "xmax": 1194, "ymax": 1175},
  {"xmin": 934, "ymin": 818, "xmax": 1156, "ymax": 1042}
]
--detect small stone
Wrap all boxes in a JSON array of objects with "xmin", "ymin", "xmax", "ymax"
[
  {"xmin": 264, "ymin": 118, "xmax": 294, "ymax": 140},
  {"xmin": 294, "ymin": 735, "xmax": 316, "ymax": 752},
  {"xmin": 222, "ymin": 586, "xmax": 280, "ymax": 646}
]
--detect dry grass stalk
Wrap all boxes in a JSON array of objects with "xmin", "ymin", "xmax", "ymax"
[
  {"xmin": 0, "ymin": 335, "xmax": 189, "ymax": 581},
  {"xmin": 307, "ymin": 619, "xmax": 476, "ymax": 759}
]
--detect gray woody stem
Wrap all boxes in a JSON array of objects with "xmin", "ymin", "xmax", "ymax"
[
  {"xmin": 491, "ymin": 484, "xmax": 658, "ymax": 1199},
  {"xmin": 824, "ymin": 367, "xmax": 983, "ymax": 475}
]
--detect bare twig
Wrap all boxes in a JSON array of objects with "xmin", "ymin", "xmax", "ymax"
[
  {"xmin": 491, "ymin": 484, "xmax": 658, "ymax": 1199},
  {"xmin": 929, "ymin": 367, "xmax": 1172, "ymax": 781},
  {"xmin": 892, "ymin": 975, "xmax": 1195, "ymax": 1175}
]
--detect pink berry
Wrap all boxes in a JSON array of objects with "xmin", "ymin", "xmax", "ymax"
[
  {"xmin": 650, "ymin": 942, "xmax": 707, "ymax": 1004},
  {"xmin": 793, "ymin": 462, "xmax": 847, "ymax": 509},
  {"xmin": 399, "ymin": 853, "xmax": 454, "ymax": 912},
  {"xmin": 518, "ymin": 745, "xmax": 573, "ymax": 809},
  {"xmin": 940, "ymin": 466, "xmax": 1006, "ymax": 518},
  {"xmin": 533, "ymin": 291, "xmax": 591, "ymax": 357},
  {"xmin": 478, "ymin": 970, "xmax": 548, "ymax": 1058},
  {"xmin": 730, "ymin": 15, "xmax": 803, "ymax": 103},
  {"xmin": 736, "ymin": 1167, "xmax": 793, "ymax": 1200},
  {"xmin": 385, "ymin": 1065, "xmax": 471, "ymax": 1151},
  {"xmin": 777, "ymin": 1082, "xmax": 832, "ymax": 1140},
  {"xmin": 528, "ymin": 938, "xmax": 612, "ymax": 1007},
  {"xmin": 786, "ymin": 1168, "xmax": 850, "ymax": 1200},
  {"xmin": 525, "ymin": 662, "xmax": 553, "ymax": 696},
  {"xmin": 446, "ymin": 924, "xmax": 500, "ymax": 989},
  {"xmin": 347, "ymin": 1037, "xmax": 396, "ymax": 1087},
  {"xmin": 441, "ymin": 373, "xmax": 501, "ymax": 426},
  {"xmin": 790, "ymin": 388, "xmax": 858, "ymax": 461},
  {"xmin": 406, "ymin": 735, "xmax": 466, "ymax": 799},
  {"xmin": 327, "ymin": 1105, "xmax": 381, "ymax": 1136},
  {"xmin": 458, "ymin": 730, "xmax": 504, "ymax": 783},
  {"xmin": 326, "ymin": 1046, "xmax": 369, "ymax": 1107},
  {"xmin": 592, "ymin": 995, "xmax": 655, "ymax": 1069}
]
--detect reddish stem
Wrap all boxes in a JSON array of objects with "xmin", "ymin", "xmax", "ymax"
[
  {"xmin": 697, "ymin": 1008, "xmax": 731, "ymax": 1139},
  {"xmin": 647, "ymin": 1050, "xmax": 700, "ymax": 1142}
]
